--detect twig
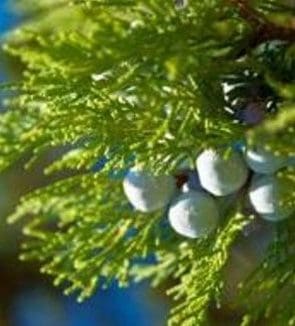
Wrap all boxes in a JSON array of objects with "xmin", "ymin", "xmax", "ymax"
[{"xmin": 226, "ymin": 0, "xmax": 295, "ymax": 46}]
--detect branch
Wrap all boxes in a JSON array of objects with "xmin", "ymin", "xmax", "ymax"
[{"xmin": 226, "ymin": 0, "xmax": 295, "ymax": 46}]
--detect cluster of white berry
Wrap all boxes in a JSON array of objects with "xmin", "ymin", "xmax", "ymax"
[{"xmin": 123, "ymin": 145, "xmax": 294, "ymax": 239}]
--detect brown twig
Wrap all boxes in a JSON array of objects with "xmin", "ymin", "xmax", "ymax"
[{"xmin": 226, "ymin": 0, "xmax": 295, "ymax": 46}]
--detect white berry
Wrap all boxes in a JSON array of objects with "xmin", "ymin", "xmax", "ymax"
[
  {"xmin": 196, "ymin": 149, "xmax": 249, "ymax": 196},
  {"xmin": 249, "ymin": 174, "xmax": 293, "ymax": 222},
  {"xmin": 168, "ymin": 191, "xmax": 219, "ymax": 238},
  {"xmin": 123, "ymin": 169, "xmax": 176, "ymax": 212},
  {"xmin": 245, "ymin": 146, "xmax": 287, "ymax": 174}
]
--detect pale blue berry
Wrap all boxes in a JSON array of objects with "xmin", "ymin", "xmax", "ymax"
[
  {"xmin": 196, "ymin": 149, "xmax": 249, "ymax": 196},
  {"xmin": 168, "ymin": 191, "xmax": 219, "ymax": 238},
  {"xmin": 245, "ymin": 146, "xmax": 287, "ymax": 174},
  {"xmin": 123, "ymin": 169, "xmax": 176, "ymax": 212},
  {"xmin": 249, "ymin": 174, "xmax": 293, "ymax": 222}
]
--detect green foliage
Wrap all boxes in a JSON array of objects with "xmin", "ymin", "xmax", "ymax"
[
  {"xmin": 8, "ymin": 172, "xmax": 166, "ymax": 301},
  {"xmin": 1, "ymin": 0, "xmax": 295, "ymax": 324}
]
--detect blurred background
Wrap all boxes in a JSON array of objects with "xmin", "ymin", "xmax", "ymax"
[{"xmin": 0, "ymin": 1, "xmax": 169, "ymax": 325}]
